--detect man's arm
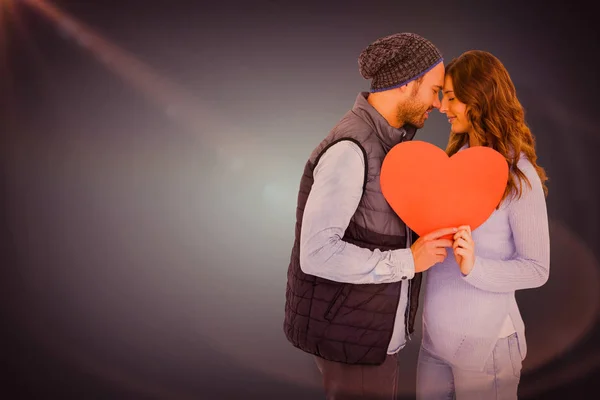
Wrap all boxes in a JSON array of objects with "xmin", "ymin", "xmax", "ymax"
[
  {"xmin": 462, "ymin": 160, "xmax": 550, "ymax": 293},
  {"xmin": 299, "ymin": 140, "xmax": 415, "ymax": 284}
]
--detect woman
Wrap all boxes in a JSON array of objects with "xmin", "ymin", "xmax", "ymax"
[{"xmin": 415, "ymin": 50, "xmax": 550, "ymax": 399}]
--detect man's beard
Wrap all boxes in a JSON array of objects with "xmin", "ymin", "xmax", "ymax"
[{"xmin": 397, "ymin": 96, "xmax": 430, "ymax": 129}]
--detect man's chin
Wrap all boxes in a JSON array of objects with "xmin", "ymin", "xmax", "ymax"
[{"xmin": 406, "ymin": 120, "xmax": 425, "ymax": 129}]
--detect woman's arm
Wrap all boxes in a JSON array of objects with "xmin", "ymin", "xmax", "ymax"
[{"xmin": 462, "ymin": 159, "xmax": 550, "ymax": 293}]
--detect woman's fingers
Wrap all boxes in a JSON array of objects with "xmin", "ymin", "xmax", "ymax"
[{"xmin": 453, "ymin": 237, "xmax": 471, "ymax": 250}]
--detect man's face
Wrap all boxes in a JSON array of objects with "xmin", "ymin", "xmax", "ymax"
[{"xmin": 396, "ymin": 62, "xmax": 445, "ymax": 129}]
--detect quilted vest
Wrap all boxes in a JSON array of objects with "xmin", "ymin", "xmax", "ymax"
[{"xmin": 283, "ymin": 92, "xmax": 423, "ymax": 365}]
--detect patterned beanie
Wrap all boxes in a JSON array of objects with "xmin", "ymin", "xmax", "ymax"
[{"xmin": 358, "ymin": 33, "xmax": 443, "ymax": 93}]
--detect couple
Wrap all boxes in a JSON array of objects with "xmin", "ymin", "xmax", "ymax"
[{"xmin": 283, "ymin": 32, "xmax": 550, "ymax": 399}]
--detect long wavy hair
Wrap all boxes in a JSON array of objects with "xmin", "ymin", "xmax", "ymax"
[{"xmin": 445, "ymin": 50, "xmax": 548, "ymax": 204}]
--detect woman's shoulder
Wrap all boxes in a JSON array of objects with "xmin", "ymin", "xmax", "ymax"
[
  {"xmin": 514, "ymin": 153, "xmax": 538, "ymax": 178},
  {"xmin": 508, "ymin": 152, "xmax": 544, "ymax": 202}
]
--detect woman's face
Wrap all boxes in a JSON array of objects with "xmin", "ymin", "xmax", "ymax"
[{"xmin": 440, "ymin": 75, "xmax": 472, "ymax": 135}]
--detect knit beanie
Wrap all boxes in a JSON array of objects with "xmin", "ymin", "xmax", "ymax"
[{"xmin": 358, "ymin": 33, "xmax": 443, "ymax": 92}]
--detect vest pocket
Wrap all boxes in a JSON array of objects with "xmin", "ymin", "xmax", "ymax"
[{"xmin": 324, "ymin": 284, "xmax": 352, "ymax": 321}]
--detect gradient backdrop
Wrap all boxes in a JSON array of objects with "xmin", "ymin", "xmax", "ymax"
[{"xmin": 1, "ymin": 0, "xmax": 599, "ymax": 399}]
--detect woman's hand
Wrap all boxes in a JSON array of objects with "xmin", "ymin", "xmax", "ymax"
[{"xmin": 453, "ymin": 225, "xmax": 475, "ymax": 275}]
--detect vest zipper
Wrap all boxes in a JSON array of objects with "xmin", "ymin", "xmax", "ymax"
[
  {"xmin": 404, "ymin": 223, "xmax": 412, "ymax": 341},
  {"xmin": 400, "ymin": 131, "xmax": 411, "ymax": 342}
]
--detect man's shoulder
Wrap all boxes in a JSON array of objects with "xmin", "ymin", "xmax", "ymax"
[
  {"xmin": 315, "ymin": 140, "xmax": 366, "ymax": 171},
  {"xmin": 333, "ymin": 108, "xmax": 375, "ymax": 137},
  {"xmin": 325, "ymin": 139, "xmax": 365, "ymax": 159},
  {"xmin": 310, "ymin": 119, "xmax": 373, "ymax": 162}
]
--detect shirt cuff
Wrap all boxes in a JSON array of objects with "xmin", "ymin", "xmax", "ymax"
[
  {"xmin": 462, "ymin": 256, "xmax": 483, "ymax": 283},
  {"xmin": 391, "ymin": 249, "xmax": 415, "ymax": 281}
]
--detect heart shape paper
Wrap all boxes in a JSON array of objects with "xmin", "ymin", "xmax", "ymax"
[{"xmin": 380, "ymin": 140, "xmax": 509, "ymax": 238}]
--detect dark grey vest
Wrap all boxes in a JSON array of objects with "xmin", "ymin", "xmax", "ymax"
[{"xmin": 283, "ymin": 92, "xmax": 423, "ymax": 365}]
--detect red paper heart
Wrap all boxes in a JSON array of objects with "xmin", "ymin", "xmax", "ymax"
[{"xmin": 380, "ymin": 141, "xmax": 509, "ymax": 238}]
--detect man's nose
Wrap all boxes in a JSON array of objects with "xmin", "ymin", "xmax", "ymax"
[{"xmin": 432, "ymin": 96, "xmax": 441, "ymax": 109}]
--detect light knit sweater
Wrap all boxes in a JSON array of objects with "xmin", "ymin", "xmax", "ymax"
[{"xmin": 421, "ymin": 145, "xmax": 550, "ymax": 371}]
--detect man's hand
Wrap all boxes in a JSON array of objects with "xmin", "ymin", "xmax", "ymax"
[
  {"xmin": 411, "ymin": 227, "xmax": 457, "ymax": 273},
  {"xmin": 453, "ymin": 225, "xmax": 475, "ymax": 275}
]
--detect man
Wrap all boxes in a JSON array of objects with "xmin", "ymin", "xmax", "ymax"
[{"xmin": 283, "ymin": 33, "xmax": 456, "ymax": 399}]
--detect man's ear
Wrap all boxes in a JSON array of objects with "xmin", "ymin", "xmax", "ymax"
[
  {"xmin": 395, "ymin": 85, "xmax": 410, "ymax": 99},
  {"xmin": 397, "ymin": 84, "xmax": 409, "ymax": 94}
]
